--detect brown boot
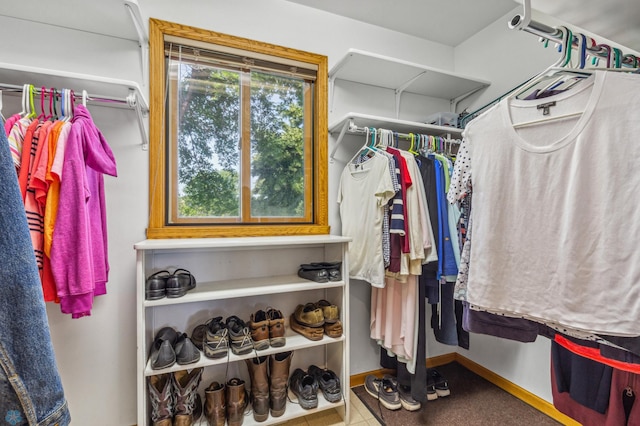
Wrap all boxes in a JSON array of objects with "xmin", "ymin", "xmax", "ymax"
[
  {"xmin": 147, "ymin": 374, "xmax": 174, "ymax": 426},
  {"xmin": 204, "ymin": 381, "xmax": 226, "ymax": 426},
  {"xmin": 245, "ymin": 356, "xmax": 269, "ymax": 422},
  {"xmin": 269, "ymin": 351, "xmax": 293, "ymax": 417},
  {"xmin": 173, "ymin": 368, "xmax": 203, "ymax": 426},
  {"xmin": 226, "ymin": 377, "xmax": 248, "ymax": 426}
]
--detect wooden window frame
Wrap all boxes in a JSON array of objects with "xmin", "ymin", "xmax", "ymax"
[{"xmin": 147, "ymin": 19, "xmax": 329, "ymax": 238}]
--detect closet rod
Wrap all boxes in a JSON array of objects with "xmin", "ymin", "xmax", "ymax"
[
  {"xmin": 0, "ymin": 83, "xmax": 149, "ymax": 150},
  {"xmin": 509, "ymin": 14, "xmax": 640, "ymax": 68},
  {"xmin": 346, "ymin": 122, "xmax": 460, "ymax": 144},
  {"xmin": 0, "ymin": 83, "xmax": 133, "ymax": 107}
]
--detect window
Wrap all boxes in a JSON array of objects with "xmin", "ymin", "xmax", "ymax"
[{"xmin": 147, "ymin": 19, "xmax": 329, "ymax": 238}]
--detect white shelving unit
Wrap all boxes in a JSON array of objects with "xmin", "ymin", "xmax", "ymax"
[
  {"xmin": 329, "ymin": 48, "xmax": 491, "ymax": 102},
  {"xmin": 328, "ymin": 49, "xmax": 490, "ymax": 159},
  {"xmin": 134, "ymin": 235, "xmax": 351, "ymax": 426}
]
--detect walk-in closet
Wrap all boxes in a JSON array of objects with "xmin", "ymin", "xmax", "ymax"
[{"xmin": 1, "ymin": 1, "xmax": 639, "ymax": 425}]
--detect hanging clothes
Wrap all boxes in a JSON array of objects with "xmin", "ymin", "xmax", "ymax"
[
  {"xmin": 338, "ymin": 152, "xmax": 395, "ymax": 288},
  {"xmin": 51, "ymin": 105, "xmax": 117, "ymax": 318},
  {"xmin": 448, "ymin": 71, "xmax": 640, "ymax": 337}
]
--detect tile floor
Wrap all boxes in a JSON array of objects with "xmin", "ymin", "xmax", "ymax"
[{"xmin": 278, "ymin": 389, "xmax": 381, "ymax": 426}]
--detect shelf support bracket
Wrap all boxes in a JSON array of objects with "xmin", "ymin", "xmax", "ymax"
[
  {"xmin": 450, "ymin": 85, "xmax": 488, "ymax": 113},
  {"xmin": 395, "ymin": 71, "xmax": 426, "ymax": 118},
  {"xmin": 124, "ymin": 0, "xmax": 149, "ymax": 89},
  {"xmin": 329, "ymin": 118, "xmax": 353, "ymax": 162},
  {"xmin": 127, "ymin": 89, "xmax": 149, "ymax": 150}
]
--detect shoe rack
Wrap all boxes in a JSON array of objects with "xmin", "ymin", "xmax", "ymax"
[{"xmin": 134, "ymin": 235, "xmax": 351, "ymax": 426}]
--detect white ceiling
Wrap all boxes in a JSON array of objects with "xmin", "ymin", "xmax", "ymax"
[
  {"xmin": 283, "ymin": 0, "xmax": 518, "ymax": 47},
  {"xmin": 0, "ymin": 0, "xmax": 638, "ymax": 53},
  {"xmin": 284, "ymin": 0, "xmax": 640, "ymax": 53}
]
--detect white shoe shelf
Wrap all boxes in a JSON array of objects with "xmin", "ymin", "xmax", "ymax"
[{"xmin": 134, "ymin": 235, "xmax": 351, "ymax": 426}]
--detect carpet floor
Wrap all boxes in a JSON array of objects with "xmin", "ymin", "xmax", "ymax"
[{"xmin": 352, "ymin": 361, "xmax": 562, "ymax": 426}]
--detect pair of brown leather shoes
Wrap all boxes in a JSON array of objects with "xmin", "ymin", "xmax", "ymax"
[{"xmin": 249, "ymin": 308, "xmax": 286, "ymax": 350}]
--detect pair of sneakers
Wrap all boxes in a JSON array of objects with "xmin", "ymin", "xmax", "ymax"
[
  {"xmin": 149, "ymin": 326, "xmax": 200, "ymax": 370},
  {"xmin": 427, "ymin": 369, "xmax": 450, "ymax": 401},
  {"xmin": 364, "ymin": 374, "xmax": 421, "ymax": 411},
  {"xmin": 192, "ymin": 315, "xmax": 255, "ymax": 358},
  {"xmin": 289, "ymin": 365, "xmax": 342, "ymax": 410}
]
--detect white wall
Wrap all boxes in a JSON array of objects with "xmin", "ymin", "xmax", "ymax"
[{"xmin": 0, "ymin": 1, "xmax": 461, "ymax": 424}]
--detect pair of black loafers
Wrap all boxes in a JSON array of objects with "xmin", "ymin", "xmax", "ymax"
[
  {"xmin": 145, "ymin": 268, "xmax": 196, "ymax": 300},
  {"xmin": 297, "ymin": 262, "xmax": 342, "ymax": 283}
]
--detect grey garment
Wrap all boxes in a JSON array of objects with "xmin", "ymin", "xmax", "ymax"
[
  {"xmin": 462, "ymin": 301, "xmax": 539, "ymax": 343},
  {"xmin": 431, "ymin": 281, "xmax": 458, "ymax": 346},
  {"xmin": 0, "ymin": 125, "xmax": 70, "ymax": 425}
]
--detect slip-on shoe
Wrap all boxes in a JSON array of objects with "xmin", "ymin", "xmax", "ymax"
[
  {"xmin": 175, "ymin": 332, "xmax": 200, "ymax": 365},
  {"xmin": 166, "ymin": 268, "xmax": 196, "ymax": 298},
  {"xmin": 289, "ymin": 314, "xmax": 324, "ymax": 341},
  {"xmin": 315, "ymin": 299, "xmax": 339, "ymax": 323},
  {"xmin": 146, "ymin": 270, "xmax": 171, "ymax": 300},
  {"xmin": 294, "ymin": 303, "xmax": 324, "ymax": 327},
  {"xmin": 310, "ymin": 261, "xmax": 342, "ymax": 281},
  {"xmin": 297, "ymin": 264, "xmax": 329, "ymax": 283}
]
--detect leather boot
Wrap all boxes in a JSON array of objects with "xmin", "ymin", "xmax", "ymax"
[
  {"xmin": 173, "ymin": 368, "xmax": 203, "ymax": 426},
  {"xmin": 269, "ymin": 351, "xmax": 293, "ymax": 417},
  {"xmin": 204, "ymin": 381, "xmax": 226, "ymax": 426},
  {"xmin": 147, "ymin": 374, "xmax": 174, "ymax": 426},
  {"xmin": 226, "ymin": 377, "xmax": 248, "ymax": 426},
  {"xmin": 245, "ymin": 356, "xmax": 269, "ymax": 422}
]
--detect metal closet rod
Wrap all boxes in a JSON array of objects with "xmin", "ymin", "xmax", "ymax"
[
  {"xmin": 0, "ymin": 83, "xmax": 137, "ymax": 107},
  {"xmin": 347, "ymin": 123, "xmax": 461, "ymax": 143},
  {"xmin": 509, "ymin": 15, "xmax": 640, "ymax": 68}
]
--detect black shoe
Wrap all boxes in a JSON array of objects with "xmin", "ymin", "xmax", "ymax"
[
  {"xmin": 149, "ymin": 327, "xmax": 178, "ymax": 370},
  {"xmin": 289, "ymin": 368, "xmax": 318, "ymax": 409},
  {"xmin": 310, "ymin": 261, "xmax": 342, "ymax": 281},
  {"xmin": 166, "ymin": 268, "xmax": 196, "ymax": 298},
  {"xmin": 308, "ymin": 365, "xmax": 341, "ymax": 403},
  {"xmin": 145, "ymin": 270, "xmax": 170, "ymax": 300},
  {"xmin": 428, "ymin": 369, "xmax": 450, "ymax": 397},
  {"xmin": 174, "ymin": 333, "xmax": 200, "ymax": 365},
  {"xmin": 298, "ymin": 264, "xmax": 329, "ymax": 283}
]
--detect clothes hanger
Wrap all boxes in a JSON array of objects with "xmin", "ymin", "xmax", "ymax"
[
  {"xmin": 348, "ymin": 127, "xmax": 378, "ymax": 168},
  {"xmin": 0, "ymin": 90, "xmax": 5, "ymax": 122},
  {"xmin": 37, "ymin": 86, "xmax": 47, "ymax": 121},
  {"xmin": 70, "ymin": 90, "xmax": 75, "ymax": 118},
  {"xmin": 52, "ymin": 88, "xmax": 59, "ymax": 120},
  {"xmin": 25, "ymin": 85, "xmax": 37, "ymax": 120},
  {"xmin": 509, "ymin": 27, "xmax": 592, "ymax": 100},
  {"xmin": 60, "ymin": 89, "xmax": 66, "ymax": 121},
  {"xmin": 82, "ymin": 89, "xmax": 88, "ymax": 107}
]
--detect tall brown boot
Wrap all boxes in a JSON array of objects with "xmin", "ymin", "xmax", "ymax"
[
  {"xmin": 147, "ymin": 374, "xmax": 174, "ymax": 426},
  {"xmin": 173, "ymin": 368, "xmax": 203, "ymax": 426},
  {"xmin": 226, "ymin": 377, "xmax": 248, "ymax": 426},
  {"xmin": 245, "ymin": 356, "xmax": 269, "ymax": 422},
  {"xmin": 269, "ymin": 351, "xmax": 293, "ymax": 417},
  {"xmin": 204, "ymin": 381, "xmax": 226, "ymax": 426}
]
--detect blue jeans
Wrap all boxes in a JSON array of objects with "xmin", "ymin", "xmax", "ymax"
[{"xmin": 0, "ymin": 125, "xmax": 70, "ymax": 425}]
